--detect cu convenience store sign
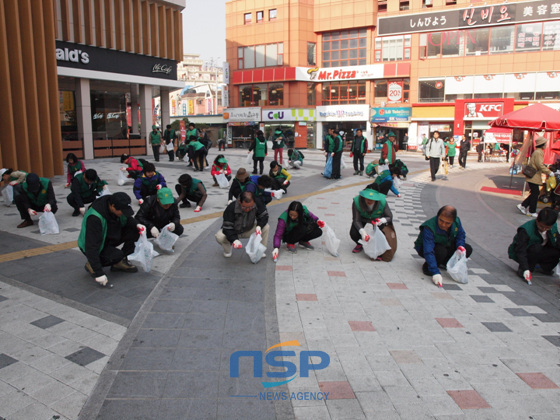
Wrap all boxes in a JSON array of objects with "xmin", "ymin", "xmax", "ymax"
[{"xmin": 378, "ymin": 0, "xmax": 560, "ymax": 36}]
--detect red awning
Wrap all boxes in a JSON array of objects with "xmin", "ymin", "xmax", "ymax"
[{"xmin": 490, "ymin": 103, "xmax": 560, "ymax": 131}]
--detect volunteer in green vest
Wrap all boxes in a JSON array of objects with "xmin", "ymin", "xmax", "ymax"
[
  {"xmin": 175, "ymin": 173, "xmax": 207, "ymax": 212},
  {"xmin": 351, "ymin": 128, "xmax": 368, "ymax": 175},
  {"xmin": 163, "ymin": 124, "xmax": 177, "ymax": 162},
  {"xmin": 508, "ymin": 207, "xmax": 560, "ymax": 285},
  {"xmin": 228, "ymin": 168, "xmax": 252, "ymax": 204},
  {"xmin": 272, "ymin": 201, "xmax": 324, "ymax": 260},
  {"xmin": 65, "ymin": 153, "xmax": 85, "ymax": 187},
  {"xmin": 188, "ymin": 136, "xmax": 206, "ymax": 171},
  {"xmin": 269, "ymin": 160, "xmax": 291, "ymax": 192},
  {"xmin": 135, "ymin": 187, "xmax": 184, "ymax": 238},
  {"xmin": 79, "ymin": 192, "xmax": 144, "ymax": 287},
  {"xmin": 380, "ymin": 131, "xmax": 398, "ymax": 165},
  {"xmin": 350, "ymin": 188, "xmax": 396, "ymax": 261},
  {"xmin": 120, "ymin": 154, "xmax": 144, "ymax": 180},
  {"xmin": 327, "ymin": 126, "xmax": 343, "ymax": 179},
  {"xmin": 1, "ymin": 168, "xmax": 28, "ymax": 186},
  {"xmin": 272, "ymin": 129, "xmax": 285, "ymax": 164},
  {"xmin": 414, "ymin": 205, "xmax": 472, "ymax": 287},
  {"xmin": 14, "ymin": 173, "xmax": 58, "ymax": 228},
  {"xmin": 446, "ymin": 137, "xmax": 457, "ymax": 167},
  {"xmin": 67, "ymin": 169, "xmax": 108, "ymax": 216},
  {"xmin": 287, "ymin": 148, "xmax": 304, "ymax": 169},
  {"xmin": 149, "ymin": 125, "xmax": 162, "ymax": 162},
  {"xmin": 249, "ymin": 130, "xmax": 268, "ymax": 175}
]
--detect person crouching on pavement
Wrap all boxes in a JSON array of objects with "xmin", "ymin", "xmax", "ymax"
[
  {"xmin": 211, "ymin": 155, "xmax": 232, "ymax": 186},
  {"xmin": 14, "ymin": 173, "xmax": 58, "ymax": 228},
  {"xmin": 67, "ymin": 169, "xmax": 108, "ymax": 216},
  {"xmin": 135, "ymin": 187, "xmax": 184, "ymax": 239},
  {"xmin": 215, "ymin": 191, "xmax": 270, "ymax": 258},
  {"xmin": 78, "ymin": 192, "xmax": 143, "ymax": 286},
  {"xmin": 120, "ymin": 154, "xmax": 144, "ymax": 180},
  {"xmin": 287, "ymin": 148, "xmax": 304, "ymax": 169},
  {"xmin": 269, "ymin": 160, "xmax": 291, "ymax": 193},
  {"xmin": 228, "ymin": 168, "xmax": 251, "ymax": 204},
  {"xmin": 246, "ymin": 175, "xmax": 274, "ymax": 205},
  {"xmin": 175, "ymin": 173, "xmax": 207, "ymax": 212},
  {"xmin": 133, "ymin": 162, "xmax": 167, "ymax": 205},
  {"xmin": 272, "ymin": 201, "xmax": 324, "ymax": 261},
  {"xmin": 350, "ymin": 188, "xmax": 397, "ymax": 261},
  {"xmin": 366, "ymin": 166, "xmax": 401, "ymax": 197},
  {"xmin": 414, "ymin": 205, "xmax": 472, "ymax": 287},
  {"xmin": 508, "ymin": 207, "xmax": 560, "ymax": 285}
]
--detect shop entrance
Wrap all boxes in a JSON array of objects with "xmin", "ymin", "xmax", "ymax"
[{"xmin": 322, "ymin": 122, "xmax": 368, "ymax": 150}]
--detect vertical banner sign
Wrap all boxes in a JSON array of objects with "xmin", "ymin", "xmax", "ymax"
[
  {"xmin": 180, "ymin": 120, "xmax": 186, "ymax": 142},
  {"xmin": 387, "ymin": 81, "xmax": 403, "ymax": 104},
  {"xmin": 222, "ymin": 85, "xmax": 229, "ymax": 108},
  {"xmin": 188, "ymin": 100, "xmax": 194, "ymax": 115},
  {"xmin": 223, "ymin": 62, "xmax": 230, "ymax": 84},
  {"xmin": 171, "ymin": 100, "xmax": 176, "ymax": 116}
]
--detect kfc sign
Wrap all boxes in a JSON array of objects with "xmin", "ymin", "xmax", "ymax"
[{"xmin": 463, "ymin": 102, "xmax": 503, "ymax": 119}]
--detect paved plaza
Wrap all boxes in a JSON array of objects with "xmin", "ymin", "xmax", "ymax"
[{"xmin": 0, "ymin": 149, "xmax": 559, "ymax": 419}]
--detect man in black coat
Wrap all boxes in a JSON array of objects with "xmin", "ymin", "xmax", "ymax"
[
  {"xmin": 459, "ymin": 135, "xmax": 471, "ymax": 169},
  {"xmin": 135, "ymin": 187, "xmax": 183, "ymax": 238}
]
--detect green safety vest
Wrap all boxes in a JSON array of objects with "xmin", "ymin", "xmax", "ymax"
[
  {"xmin": 365, "ymin": 162, "xmax": 377, "ymax": 175},
  {"xmin": 187, "ymin": 178, "xmax": 205, "ymax": 195},
  {"xmin": 150, "ymin": 130, "xmax": 161, "ymax": 145},
  {"xmin": 508, "ymin": 220, "xmax": 559, "ymax": 261},
  {"xmin": 186, "ymin": 128, "xmax": 198, "ymax": 139},
  {"xmin": 140, "ymin": 172, "xmax": 162, "ymax": 191},
  {"xmin": 191, "ymin": 140, "xmax": 205, "ymax": 151},
  {"xmin": 22, "ymin": 178, "xmax": 50, "ymax": 207},
  {"xmin": 68, "ymin": 162, "xmax": 82, "ymax": 177},
  {"xmin": 278, "ymin": 206, "xmax": 311, "ymax": 233},
  {"xmin": 271, "ymin": 165, "xmax": 287, "ymax": 181},
  {"xmin": 374, "ymin": 170, "xmax": 391, "ymax": 186},
  {"xmin": 352, "ymin": 136, "xmax": 366, "ymax": 154},
  {"xmin": 254, "ymin": 138, "xmax": 266, "ymax": 158},
  {"xmin": 74, "ymin": 173, "xmax": 107, "ymax": 199},
  {"xmin": 381, "ymin": 140, "xmax": 394, "ymax": 164},
  {"xmin": 291, "ymin": 150, "xmax": 303, "ymax": 162},
  {"xmin": 353, "ymin": 192, "xmax": 386, "ymax": 220},
  {"xmin": 414, "ymin": 216, "xmax": 461, "ymax": 251},
  {"xmin": 78, "ymin": 208, "xmax": 127, "ymax": 253}
]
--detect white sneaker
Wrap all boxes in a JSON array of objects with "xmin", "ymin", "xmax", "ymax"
[
  {"xmin": 223, "ymin": 249, "xmax": 233, "ymax": 258},
  {"xmin": 516, "ymin": 204, "xmax": 527, "ymax": 215},
  {"xmin": 527, "ymin": 212, "xmax": 538, "ymax": 218}
]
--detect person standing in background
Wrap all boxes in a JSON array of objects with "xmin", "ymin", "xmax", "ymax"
[
  {"xmin": 272, "ymin": 129, "xmax": 285, "ymax": 165},
  {"xmin": 149, "ymin": 125, "xmax": 162, "ymax": 162},
  {"xmin": 447, "ymin": 137, "xmax": 457, "ymax": 168},
  {"xmin": 351, "ymin": 129, "xmax": 368, "ymax": 176},
  {"xmin": 163, "ymin": 124, "xmax": 177, "ymax": 162},
  {"xmin": 425, "ymin": 131, "xmax": 445, "ymax": 182},
  {"xmin": 380, "ymin": 132, "xmax": 398, "ymax": 165},
  {"xmin": 458, "ymin": 135, "xmax": 471, "ymax": 169}
]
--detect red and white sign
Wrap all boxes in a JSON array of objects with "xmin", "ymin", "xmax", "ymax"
[
  {"xmin": 295, "ymin": 64, "xmax": 384, "ymax": 82},
  {"xmin": 463, "ymin": 102, "xmax": 504, "ymax": 120},
  {"xmin": 387, "ymin": 81, "xmax": 403, "ymax": 103}
]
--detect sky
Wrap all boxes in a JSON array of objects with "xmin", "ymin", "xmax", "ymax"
[{"xmin": 182, "ymin": 0, "xmax": 227, "ymax": 66}]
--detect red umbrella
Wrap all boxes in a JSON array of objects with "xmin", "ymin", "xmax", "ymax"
[{"xmin": 489, "ymin": 103, "xmax": 560, "ymax": 131}]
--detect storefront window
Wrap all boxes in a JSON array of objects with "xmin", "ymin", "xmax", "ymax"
[
  {"xmin": 490, "ymin": 26, "xmax": 514, "ymax": 54},
  {"xmin": 465, "ymin": 28, "xmax": 489, "ymax": 55},
  {"xmin": 307, "ymin": 83, "xmax": 316, "ymax": 106},
  {"xmin": 238, "ymin": 43, "xmax": 284, "ymax": 69},
  {"xmin": 239, "ymin": 83, "xmax": 283, "ymax": 106},
  {"xmin": 321, "ymin": 81, "xmax": 366, "ymax": 105},
  {"xmin": 374, "ymin": 35, "xmax": 411, "ymax": 61},
  {"xmin": 543, "ymin": 21, "xmax": 560, "ymax": 50},
  {"xmin": 268, "ymin": 83, "xmax": 283, "ymax": 106},
  {"xmin": 59, "ymin": 91, "xmax": 77, "ymax": 140},
  {"xmin": 516, "ymin": 23, "xmax": 542, "ymax": 52},
  {"xmin": 91, "ymin": 90, "xmax": 128, "ymax": 139},
  {"xmin": 322, "ymin": 29, "xmax": 367, "ymax": 67},
  {"xmin": 374, "ymin": 80, "xmax": 387, "ymax": 104},
  {"xmin": 418, "ymin": 79, "xmax": 445, "ymax": 102}
]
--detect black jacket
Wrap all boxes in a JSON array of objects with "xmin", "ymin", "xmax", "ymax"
[
  {"xmin": 82, "ymin": 195, "xmax": 137, "ymax": 277},
  {"xmin": 221, "ymin": 199, "xmax": 268, "ymax": 243},
  {"xmin": 460, "ymin": 140, "xmax": 471, "ymax": 152},
  {"xmin": 135, "ymin": 195, "xmax": 181, "ymax": 231}
]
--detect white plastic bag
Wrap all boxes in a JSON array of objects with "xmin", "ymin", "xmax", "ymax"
[
  {"xmin": 128, "ymin": 232, "xmax": 159, "ymax": 272},
  {"xmin": 154, "ymin": 223, "xmax": 179, "ymax": 252},
  {"xmin": 98, "ymin": 186, "xmax": 111, "ymax": 197},
  {"xmin": 246, "ymin": 153, "xmax": 253, "ymax": 164},
  {"xmin": 166, "ymin": 142, "xmax": 174, "ymax": 151},
  {"xmin": 341, "ymin": 156, "xmax": 347, "ymax": 169},
  {"xmin": 245, "ymin": 232, "xmax": 266, "ymax": 264},
  {"xmin": 38, "ymin": 211, "xmax": 59, "ymax": 235},
  {"xmin": 377, "ymin": 163, "xmax": 389, "ymax": 173},
  {"xmin": 216, "ymin": 173, "xmax": 230, "ymax": 189},
  {"xmin": 446, "ymin": 251, "xmax": 469, "ymax": 284},
  {"xmin": 359, "ymin": 224, "xmax": 391, "ymax": 259},
  {"xmin": 324, "ymin": 224, "xmax": 340, "ymax": 257},
  {"xmin": 117, "ymin": 170, "xmax": 132, "ymax": 186},
  {"xmin": 393, "ymin": 177, "xmax": 403, "ymax": 190},
  {"xmin": 159, "ymin": 144, "xmax": 166, "ymax": 153},
  {"xmin": 264, "ymin": 189, "xmax": 284, "ymax": 200},
  {"xmin": 2, "ymin": 185, "xmax": 13, "ymax": 206},
  {"xmin": 555, "ymin": 263, "xmax": 560, "ymax": 277}
]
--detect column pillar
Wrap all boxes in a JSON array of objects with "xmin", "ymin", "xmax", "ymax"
[
  {"xmin": 130, "ymin": 84, "xmax": 139, "ymax": 135},
  {"xmin": 75, "ymin": 78, "xmax": 93, "ymax": 159},
  {"xmin": 139, "ymin": 84, "xmax": 153, "ymax": 154},
  {"xmin": 160, "ymin": 88, "xmax": 170, "ymax": 128}
]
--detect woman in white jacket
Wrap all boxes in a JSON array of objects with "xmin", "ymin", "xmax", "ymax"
[{"xmin": 425, "ymin": 131, "xmax": 446, "ymax": 182}]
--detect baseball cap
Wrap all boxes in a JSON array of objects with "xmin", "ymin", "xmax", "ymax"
[
  {"xmin": 359, "ymin": 189, "xmax": 384, "ymax": 201},
  {"xmin": 218, "ymin": 157, "xmax": 227, "ymax": 164},
  {"xmin": 110, "ymin": 192, "xmax": 134, "ymax": 217},
  {"xmin": 157, "ymin": 187, "xmax": 175, "ymax": 205}
]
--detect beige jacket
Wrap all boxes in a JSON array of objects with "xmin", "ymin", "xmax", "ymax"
[{"xmin": 526, "ymin": 148, "xmax": 551, "ymax": 185}]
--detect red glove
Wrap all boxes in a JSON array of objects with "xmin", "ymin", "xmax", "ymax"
[
  {"xmin": 457, "ymin": 246, "xmax": 466, "ymax": 255},
  {"xmin": 270, "ymin": 192, "xmax": 275, "ymax": 197},
  {"xmin": 350, "ymin": 152, "xmax": 353, "ymax": 157},
  {"xmin": 317, "ymin": 220, "xmax": 325, "ymax": 228},
  {"xmin": 156, "ymin": 184, "xmax": 162, "ymax": 190}
]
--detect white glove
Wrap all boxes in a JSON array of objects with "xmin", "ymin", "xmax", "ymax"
[
  {"xmin": 397, "ymin": 194, "xmax": 401, "ymax": 198},
  {"xmin": 103, "ymin": 185, "xmax": 108, "ymax": 190},
  {"xmin": 432, "ymin": 274, "xmax": 443, "ymax": 287},
  {"xmin": 194, "ymin": 205, "xmax": 202, "ymax": 212},
  {"xmin": 138, "ymin": 199, "xmax": 144, "ymax": 205},
  {"xmin": 233, "ymin": 240, "xmax": 242, "ymax": 249},
  {"xmin": 227, "ymin": 200, "xmax": 233, "ymax": 205},
  {"xmin": 9, "ymin": 181, "xmax": 17, "ymax": 186},
  {"xmin": 150, "ymin": 226, "xmax": 160, "ymax": 238},
  {"xmin": 523, "ymin": 270, "xmax": 532, "ymax": 284},
  {"xmin": 283, "ymin": 180, "xmax": 288, "ymax": 185},
  {"xmin": 331, "ymin": 153, "xmax": 335, "ymax": 157},
  {"xmin": 359, "ymin": 228, "xmax": 370, "ymax": 242},
  {"xmin": 323, "ymin": 151, "xmax": 327, "ymax": 156},
  {"xmin": 248, "ymin": 151, "xmax": 251, "ymax": 154},
  {"xmin": 44, "ymin": 204, "xmax": 51, "ymax": 212},
  {"xmin": 28, "ymin": 208, "xmax": 37, "ymax": 217},
  {"xmin": 156, "ymin": 184, "xmax": 162, "ymax": 190},
  {"xmin": 167, "ymin": 223, "xmax": 175, "ymax": 231},
  {"xmin": 549, "ymin": 172, "xmax": 555, "ymax": 177},
  {"xmin": 272, "ymin": 248, "xmax": 279, "ymax": 262},
  {"xmin": 255, "ymin": 226, "xmax": 262, "ymax": 236},
  {"xmin": 95, "ymin": 275, "xmax": 108, "ymax": 286},
  {"xmin": 79, "ymin": 207, "xmax": 85, "ymax": 216},
  {"xmin": 137, "ymin": 224, "xmax": 146, "ymax": 233},
  {"xmin": 120, "ymin": 166, "xmax": 127, "ymax": 171},
  {"xmin": 377, "ymin": 217, "xmax": 387, "ymax": 225}
]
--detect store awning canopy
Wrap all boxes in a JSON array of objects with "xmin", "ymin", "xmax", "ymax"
[{"xmin": 489, "ymin": 103, "xmax": 560, "ymax": 131}]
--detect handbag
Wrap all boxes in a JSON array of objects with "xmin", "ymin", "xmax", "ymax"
[{"xmin": 522, "ymin": 164, "xmax": 537, "ymax": 178}]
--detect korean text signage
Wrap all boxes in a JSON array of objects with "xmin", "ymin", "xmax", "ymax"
[
  {"xmin": 316, "ymin": 105, "xmax": 369, "ymax": 121},
  {"xmin": 261, "ymin": 109, "xmax": 316, "ymax": 122},
  {"xmin": 295, "ymin": 64, "xmax": 384, "ymax": 82},
  {"xmin": 223, "ymin": 107, "xmax": 261, "ymax": 122},
  {"xmin": 378, "ymin": 0, "xmax": 560, "ymax": 36},
  {"xmin": 463, "ymin": 102, "xmax": 504, "ymax": 119},
  {"xmin": 56, "ymin": 41, "xmax": 177, "ymax": 80},
  {"xmin": 371, "ymin": 107, "xmax": 411, "ymax": 123}
]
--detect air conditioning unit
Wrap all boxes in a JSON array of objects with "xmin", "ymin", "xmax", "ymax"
[{"xmin": 425, "ymin": 0, "xmax": 433, "ymax": 5}]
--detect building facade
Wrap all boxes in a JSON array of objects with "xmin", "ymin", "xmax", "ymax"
[{"xmin": 225, "ymin": 0, "xmax": 560, "ymax": 150}]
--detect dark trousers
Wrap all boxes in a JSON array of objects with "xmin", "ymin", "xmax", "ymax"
[
  {"xmin": 429, "ymin": 157, "xmax": 440, "ymax": 180},
  {"xmin": 522, "ymin": 182, "xmax": 540, "ymax": 213},
  {"xmin": 166, "ymin": 142, "xmax": 174, "ymax": 161},
  {"xmin": 147, "ymin": 223, "xmax": 184, "ymax": 238},
  {"xmin": 353, "ymin": 152, "xmax": 365, "ymax": 172},
  {"xmin": 477, "ymin": 152, "xmax": 483, "ymax": 162},
  {"xmin": 15, "ymin": 195, "xmax": 58, "ymax": 221},
  {"xmin": 175, "ymin": 184, "xmax": 203, "ymax": 206},
  {"xmin": 419, "ymin": 243, "xmax": 473, "ymax": 268},
  {"xmin": 525, "ymin": 243, "xmax": 560, "ymax": 272},
  {"xmin": 271, "ymin": 178, "xmax": 290, "ymax": 193},
  {"xmin": 96, "ymin": 224, "xmax": 140, "ymax": 266},
  {"xmin": 331, "ymin": 151, "xmax": 342, "ymax": 179},
  {"xmin": 138, "ymin": 184, "xmax": 157, "ymax": 200},
  {"xmin": 350, "ymin": 224, "xmax": 398, "ymax": 262},
  {"xmin": 67, "ymin": 193, "xmax": 95, "ymax": 211},
  {"xmin": 194, "ymin": 150, "xmax": 205, "ymax": 170},
  {"xmin": 459, "ymin": 151, "xmax": 468, "ymax": 167},
  {"xmin": 283, "ymin": 223, "xmax": 322, "ymax": 245},
  {"xmin": 370, "ymin": 181, "xmax": 392, "ymax": 196},
  {"xmin": 448, "ymin": 155, "xmax": 455, "ymax": 166},
  {"xmin": 152, "ymin": 145, "xmax": 160, "ymax": 162},
  {"xmin": 218, "ymin": 140, "xmax": 226, "ymax": 151},
  {"xmin": 253, "ymin": 156, "xmax": 264, "ymax": 174}
]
